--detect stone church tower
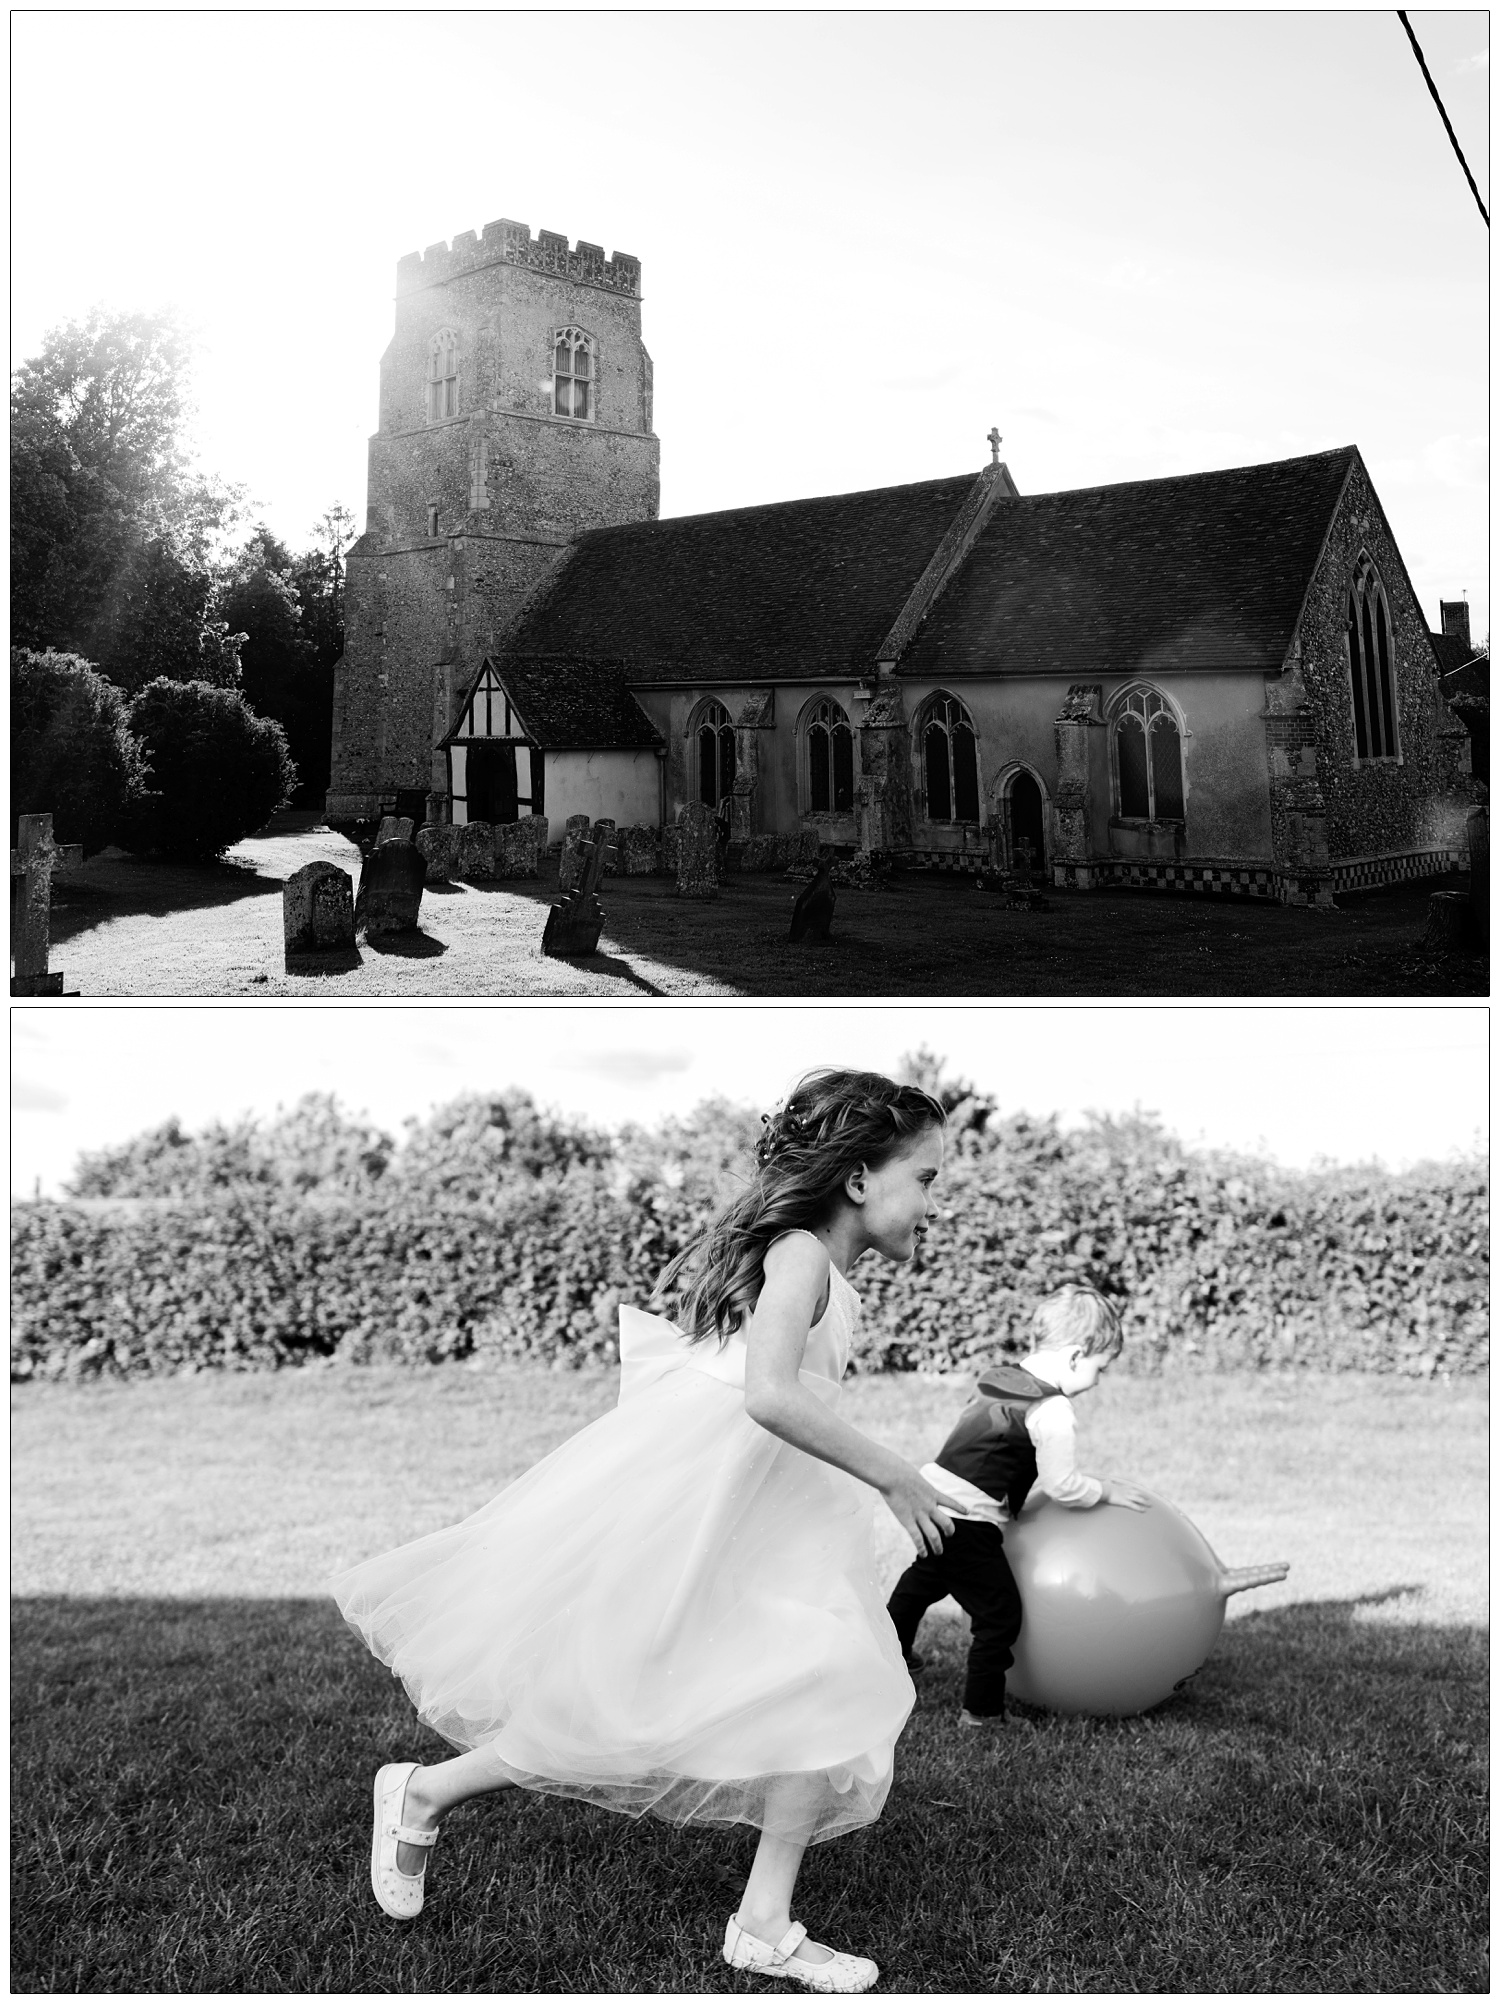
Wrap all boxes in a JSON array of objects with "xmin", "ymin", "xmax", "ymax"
[{"xmin": 326, "ymin": 219, "xmax": 660, "ymax": 830}]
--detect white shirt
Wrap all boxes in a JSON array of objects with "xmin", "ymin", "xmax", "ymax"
[{"xmin": 921, "ymin": 1390, "xmax": 1103, "ymax": 1525}]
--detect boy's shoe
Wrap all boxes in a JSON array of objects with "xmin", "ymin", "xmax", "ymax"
[
  {"xmin": 957, "ymin": 1708, "xmax": 1006, "ymax": 1728},
  {"xmin": 724, "ymin": 1917, "xmax": 879, "ymax": 1994}
]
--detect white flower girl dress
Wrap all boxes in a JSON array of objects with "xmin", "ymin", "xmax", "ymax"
[{"xmin": 332, "ymin": 1244, "xmax": 913, "ymax": 1844}]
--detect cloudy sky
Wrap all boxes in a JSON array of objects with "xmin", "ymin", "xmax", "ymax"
[
  {"xmin": 10, "ymin": 1004, "xmax": 1486, "ymax": 1197},
  {"xmin": 11, "ymin": 11, "xmax": 1488, "ymax": 637}
]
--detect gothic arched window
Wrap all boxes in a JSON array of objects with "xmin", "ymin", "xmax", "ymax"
[
  {"xmin": 426, "ymin": 330, "xmax": 459, "ymax": 422},
  {"xmin": 1112, "ymin": 688, "xmax": 1185, "ymax": 820},
  {"xmin": 553, "ymin": 327, "xmax": 595, "ymax": 420},
  {"xmin": 1346, "ymin": 554, "xmax": 1398, "ymax": 761},
  {"xmin": 693, "ymin": 700, "xmax": 736, "ymax": 811},
  {"xmin": 920, "ymin": 693, "xmax": 980, "ymax": 823},
  {"xmin": 805, "ymin": 698, "xmax": 854, "ymax": 814}
]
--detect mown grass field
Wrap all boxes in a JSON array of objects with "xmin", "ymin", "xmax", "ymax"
[
  {"xmin": 47, "ymin": 826, "xmax": 1484, "ymax": 997},
  {"xmin": 12, "ymin": 1366, "xmax": 1488, "ymax": 1993}
]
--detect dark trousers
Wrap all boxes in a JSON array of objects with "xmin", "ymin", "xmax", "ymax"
[{"xmin": 886, "ymin": 1518, "xmax": 1022, "ymax": 1718}]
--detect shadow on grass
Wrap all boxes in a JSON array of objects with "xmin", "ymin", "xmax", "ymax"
[
  {"xmin": 285, "ymin": 947, "xmax": 364, "ymax": 978},
  {"xmin": 50, "ymin": 854, "xmax": 282, "ymax": 947},
  {"xmin": 361, "ymin": 930, "xmax": 448, "ymax": 959},
  {"xmin": 11, "ymin": 1594, "xmax": 1487, "ymax": 1994}
]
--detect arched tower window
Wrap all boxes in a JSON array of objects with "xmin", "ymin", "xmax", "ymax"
[
  {"xmin": 553, "ymin": 327, "xmax": 595, "ymax": 420},
  {"xmin": 920, "ymin": 693, "xmax": 980, "ymax": 823},
  {"xmin": 1347, "ymin": 554, "xmax": 1398, "ymax": 761},
  {"xmin": 1112, "ymin": 688, "xmax": 1184, "ymax": 820},
  {"xmin": 804, "ymin": 698, "xmax": 854, "ymax": 813},
  {"xmin": 692, "ymin": 700, "xmax": 736, "ymax": 811},
  {"xmin": 426, "ymin": 331, "xmax": 459, "ymax": 422}
]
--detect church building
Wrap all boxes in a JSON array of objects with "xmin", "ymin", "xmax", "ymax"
[{"xmin": 327, "ymin": 218, "xmax": 1475, "ymax": 904}]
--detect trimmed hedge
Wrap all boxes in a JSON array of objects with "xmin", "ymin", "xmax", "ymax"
[{"xmin": 11, "ymin": 1112, "xmax": 1487, "ymax": 1382}]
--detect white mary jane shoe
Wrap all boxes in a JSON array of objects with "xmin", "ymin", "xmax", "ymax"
[
  {"xmin": 370, "ymin": 1761, "xmax": 439, "ymax": 1920},
  {"xmin": 724, "ymin": 1916, "xmax": 879, "ymax": 1994}
]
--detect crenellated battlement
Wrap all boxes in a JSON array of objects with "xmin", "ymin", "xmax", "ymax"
[{"xmin": 396, "ymin": 219, "xmax": 642, "ymax": 297}]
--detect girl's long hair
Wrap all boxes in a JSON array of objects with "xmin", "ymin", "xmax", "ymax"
[{"xmin": 654, "ymin": 1068, "xmax": 947, "ymax": 1345}]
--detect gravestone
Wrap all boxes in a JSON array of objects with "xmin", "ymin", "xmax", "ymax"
[
  {"xmin": 416, "ymin": 825, "xmax": 459, "ymax": 883},
  {"xmin": 496, "ymin": 815, "xmax": 548, "ymax": 879},
  {"xmin": 284, "ymin": 861, "xmax": 355, "ymax": 952},
  {"xmin": 677, "ymin": 801, "xmax": 719, "ymax": 900},
  {"xmin": 1465, "ymin": 804, "xmax": 1488, "ymax": 951},
  {"xmin": 355, "ymin": 823, "xmax": 425, "ymax": 936},
  {"xmin": 558, "ymin": 815, "xmax": 593, "ymax": 891},
  {"xmin": 617, "ymin": 824, "xmax": 660, "ymax": 875},
  {"xmin": 10, "ymin": 813, "xmax": 82, "ymax": 996},
  {"xmin": 542, "ymin": 820, "xmax": 615, "ymax": 956},
  {"xmin": 450, "ymin": 821, "xmax": 494, "ymax": 878}
]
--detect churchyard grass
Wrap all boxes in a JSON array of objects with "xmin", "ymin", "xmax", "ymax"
[
  {"xmin": 12, "ymin": 1365, "xmax": 1486, "ymax": 1993},
  {"xmin": 48, "ymin": 824, "xmax": 1485, "ymax": 996}
]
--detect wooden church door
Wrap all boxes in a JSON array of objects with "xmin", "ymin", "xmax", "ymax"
[
  {"xmin": 1007, "ymin": 771, "xmax": 1046, "ymax": 876},
  {"xmin": 467, "ymin": 744, "xmax": 518, "ymax": 824}
]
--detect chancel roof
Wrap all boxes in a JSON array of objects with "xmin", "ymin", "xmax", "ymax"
[{"xmin": 901, "ymin": 447, "xmax": 1359, "ymax": 679}]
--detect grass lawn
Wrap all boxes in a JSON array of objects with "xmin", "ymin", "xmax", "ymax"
[
  {"xmin": 47, "ymin": 825, "xmax": 1485, "ymax": 997},
  {"xmin": 12, "ymin": 1365, "xmax": 1487, "ymax": 1993}
]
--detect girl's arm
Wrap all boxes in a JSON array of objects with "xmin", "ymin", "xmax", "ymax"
[{"xmin": 743, "ymin": 1233, "xmax": 955, "ymax": 1556}]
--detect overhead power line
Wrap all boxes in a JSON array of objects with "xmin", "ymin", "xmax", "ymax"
[{"xmin": 1397, "ymin": 10, "xmax": 1488, "ymax": 227}]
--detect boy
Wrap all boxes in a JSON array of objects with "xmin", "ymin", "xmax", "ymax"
[{"xmin": 887, "ymin": 1283, "xmax": 1147, "ymax": 1725}]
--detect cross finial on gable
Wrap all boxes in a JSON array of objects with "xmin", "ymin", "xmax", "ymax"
[{"xmin": 987, "ymin": 427, "xmax": 1002, "ymax": 466}]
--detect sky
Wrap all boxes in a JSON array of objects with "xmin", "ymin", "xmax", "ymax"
[
  {"xmin": 10, "ymin": 1003, "xmax": 1487, "ymax": 1197},
  {"xmin": 10, "ymin": 11, "xmax": 1489, "ymax": 639}
]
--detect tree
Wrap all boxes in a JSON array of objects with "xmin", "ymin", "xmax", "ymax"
[
  {"xmin": 10, "ymin": 308, "xmax": 243, "ymax": 676},
  {"xmin": 125, "ymin": 678, "xmax": 297, "ymax": 858},
  {"xmin": 11, "ymin": 647, "xmax": 149, "ymax": 853}
]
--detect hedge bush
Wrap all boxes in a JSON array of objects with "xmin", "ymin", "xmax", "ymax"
[
  {"xmin": 124, "ymin": 678, "xmax": 296, "ymax": 859},
  {"xmin": 10, "ymin": 647, "xmax": 149, "ymax": 855},
  {"xmin": 11, "ymin": 1107, "xmax": 1487, "ymax": 1383}
]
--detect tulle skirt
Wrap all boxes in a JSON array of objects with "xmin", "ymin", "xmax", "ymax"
[{"xmin": 331, "ymin": 1359, "xmax": 914, "ymax": 1844}]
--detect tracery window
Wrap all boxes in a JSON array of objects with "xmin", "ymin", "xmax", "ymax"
[
  {"xmin": 920, "ymin": 693, "xmax": 980, "ymax": 823},
  {"xmin": 1346, "ymin": 554, "xmax": 1398, "ymax": 761},
  {"xmin": 426, "ymin": 330, "xmax": 459, "ymax": 422},
  {"xmin": 553, "ymin": 327, "xmax": 595, "ymax": 420},
  {"xmin": 693, "ymin": 700, "xmax": 736, "ymax": 811},
  {"xmin": 805, "ymin": 698, "xmax": 854, "ymax": 813},
  {"xmin": 1112, "ymin": 688, "xmax": 1184, "ymax": 820}
]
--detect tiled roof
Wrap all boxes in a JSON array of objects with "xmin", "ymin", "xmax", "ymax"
[
  {"xmin": 901, "ymin": 447, "xmax": 1358, "ymax": 678},
  {"xmin": 1430, "ymin": 630, "xmax": 1481, "ymax": 678},
  {"xmin": 492, "ymin": 656, "xmax": 662, "ymax": 749},
  {"xmin": 503, "ymin": 475, "xmax": 980, "ymax": 680},
  {"xmin": 1439, "ymin": 654, "xmax": 1489, "ymax": 708}
]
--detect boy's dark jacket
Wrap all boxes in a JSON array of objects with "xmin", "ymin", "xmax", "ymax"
[{"xmin": 935, "ymin": 1362, "xmax": 1061, "ymax": 1517}]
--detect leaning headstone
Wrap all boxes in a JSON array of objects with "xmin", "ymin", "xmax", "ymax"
[
  {"xmin": 542, "ymin": 820, "xmax": 615, "ymax": 956},
  {"xmin": 283, "ymin": 861, "xmax": 355, "ymax": 952},
  {"xmin": 356, "ymin": 833, "xmax": 425, "ymax": 936},
  {"xmin": 376, "ymin": 815, "xmax": 415, "ymax": 849},
  {"xmin": 677, "ymin": 801, "xmax": 719, "ymax": 900},
  {"xmin": 558, "ymin": 815, "xmax": 593, "ymax": 891},
  {"xmin": 10, "ymin": 812, "xmax": 82, "ymax": 996}
]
